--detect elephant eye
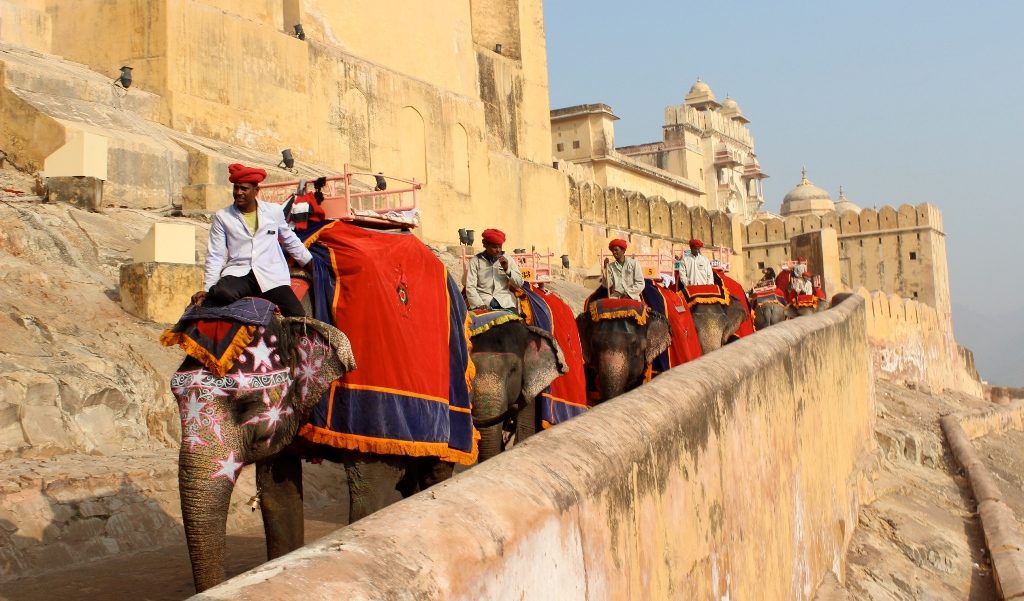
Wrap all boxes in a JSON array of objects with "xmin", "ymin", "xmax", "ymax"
[{"xmin": 230, "ymin": 393, "xmax": 266, "ymax": 424}]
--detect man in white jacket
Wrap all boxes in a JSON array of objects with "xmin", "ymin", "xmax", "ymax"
[{"xmin": 190, "ymin": 163, "xmax": 313, "ymax": 317}]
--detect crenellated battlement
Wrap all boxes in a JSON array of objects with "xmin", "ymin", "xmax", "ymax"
[{"xmin": 745, "ymin": 202, "xmax": 943, "ymax": 245}]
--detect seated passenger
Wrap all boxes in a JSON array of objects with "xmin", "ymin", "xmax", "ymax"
[
  {"xmin": 678, "ymin": 238, "xmax": 714, "ymax": 287},
  {"xmin": 602, "ymin": 238, "xmax": 645, "ymax": 301},
  {"xmin": 465, "ymin": 228, "xmax": 524, "ymax": 311},
  {"xmin": 190, "ymin": 163, "xmax": 311, "ymax": 317},
  {"xmin": 789, "ymin": 263, "xmax": 813, "ymax": 296}
]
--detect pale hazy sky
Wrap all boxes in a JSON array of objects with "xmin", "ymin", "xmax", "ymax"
[{"xmin": 544, "ymin": 0, "xmax": 1023, "ymax": 386}]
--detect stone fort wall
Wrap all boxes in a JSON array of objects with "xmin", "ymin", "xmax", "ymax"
[
  {"xmin": 562, "ymin": 172, "xmax": 744, "ymax": 278},
  {"xmin": 741, "ymin": 204, "xmax": 951, "ymax": 321}
]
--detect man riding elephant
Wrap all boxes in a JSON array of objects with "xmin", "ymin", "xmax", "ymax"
[
  {"xmin": 465, "ymin": 228, "xmax": 524, "ymax": 311},
  {"xmin": 602, "ymin": 238, "xmax": 645, "ymax": 300},
  {"xmin": 190, "ymin": 163, "xmax": 310, "ymax": 317}
]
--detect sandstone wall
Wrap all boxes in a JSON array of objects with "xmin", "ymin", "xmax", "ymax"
[
  {"xmin": 566, "ymin": 179, "xmax": 743, "ymax": 280},
  {"xmin": 1, "ymin": 0, "xmax": 567, "ymax": 251},
  {"xmin": 192, "ymin": 297, "xmax": 874, "ymax": 601},
  {"xmin": 859, "ymin": 288, "xmax": 982, "ymax": 397},
  {"xmin": 742, "ymin": 203, "xmax": 950, "ymax": 323}
]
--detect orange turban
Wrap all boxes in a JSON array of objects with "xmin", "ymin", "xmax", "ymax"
[
  {"xmin": 608, "ymin": 239, "xmax": 628, "ymax": 251},
  {"xmin": 481, "ymin": 228, "xmax": 506, "ymax": 245},
  {"xmin": 688, "ymin": 239, "xmax": 704, "ymax": 249},
  {"xmin": 228, "ymin": 163, "xmax": 267, "ymax": 184}
]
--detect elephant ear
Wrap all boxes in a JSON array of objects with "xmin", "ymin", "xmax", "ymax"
[
  {"xmin": 281, "ymin": 317, "xmax": 357, "ymax": 379},
  {"xmin": 521, "ymin": 325, "xmax": 568, "ymax": 401},
  {"xmin": 644, "ymin": 312, "xmax": 672, "ymax": 365}
]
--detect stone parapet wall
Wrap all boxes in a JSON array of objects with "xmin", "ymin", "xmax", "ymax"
[
  {"xmin": 859, "ymin": 288, "xmax": 982, "ymax": 396},
  {"xmin": 192, "ymin": 296, "xmax": 874, "ymax": 600}
]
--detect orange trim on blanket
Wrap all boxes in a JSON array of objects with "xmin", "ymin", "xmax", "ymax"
[
  {"xmin": 159, "ymin": 324, "xmax": 256, "ymax": 377},
  {"xmin": 302, "ymin": 221, "xmax": 338, "ymax": 248},
  {"xmin": 338, "ymin": 382, "xmax": 450, "ymax": 405},
  {"xmin": 296, "ymin": 424, "xmax": 479, "ymax": 466},
  {"xmin": 516, "ymin": 288, "xmax": 535, "ymax": 326},
  {"xmin": 325, "ymin": 380, "xmax": 338, "ymax": 427},
  {"xmin": 540, "ymin": 392, "xmax": 589, "ymax": 410}
]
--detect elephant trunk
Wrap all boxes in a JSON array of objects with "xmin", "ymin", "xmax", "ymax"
[
  {"xmin": 597, "ymin": 349, "xmax": 633, "ymax": 402},
  {"xmin": 179, "ymin": 446, "xmax": 238, "ymax": 592},
  {"xmin": 693, "ymin": 307, "xmax": 727, "ymax": 354},
  {"xmin": 474, "ymin": 394, "xmax": 505, "ymax": 461}
]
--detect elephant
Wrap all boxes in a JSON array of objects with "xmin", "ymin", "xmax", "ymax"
[
  {"xmin": 173, "ymin": 315, "xmax": 357, "ymax": 591},
  {"xmin": 786, "ymin": 294, "xmax": 828, "ymax": 318},
  {"xmin": 752, "ymin": 300, "xmax": 787, "ymax": 330},
  {"xmin": 576, "ymin": 309, "xmax": 672, "ymax": 403},
  {"xmin": 688, "ymin": 300, "xmax": 750, "ymax": 354},
  {"xmin": 174, "ymin": 309, "xmax": 459, "ymax": 592},
  {"xmin": 470, "ymin": 319, "xmax": 568, "ymax": 461}
]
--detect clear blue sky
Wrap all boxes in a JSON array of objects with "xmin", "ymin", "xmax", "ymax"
[{"xmin": 544, "ymin": 0, "xmax": 1024, "ymax": 386}]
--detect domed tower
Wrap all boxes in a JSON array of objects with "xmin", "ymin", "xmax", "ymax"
[
  {"xmin": 720, "ymin": 95, "xmax": 750, "ymax": 124},
  {"xmin": 684, "ymin": 77, "xmax": 721, "ymax": 111},
  {"xmin": 833, "ymin": 185, "xmax": 862, "ymax": 214},
  {"xmin": 780, "ymin": 168, "xmax": 834, "ymax": 217}
]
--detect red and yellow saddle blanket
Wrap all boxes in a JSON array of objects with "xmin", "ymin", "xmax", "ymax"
[
  {"xmin": 294, "ymin": 220, "xmax": 477, "ymax": 465},
  {"xmin": 642, "ymin": 282, "xmax": 702, "ymax": 373},
  {"xmin": 468, "ymin": 309, "xmax": 523, "ymax": 337},
  {"xmin": 718, "ymin": 271, "xmax": 755, "ymax": 339},
  {"xmin": 160, "ymin": 298, "xmax": 278, "ymax": 376},
  {"xmin": 794, "ymin": 294, "xmax": 820, "ymax": 309},
  {"xmin": 517, "ymin": 285, "xmax": 588, "ymax": 428},
  {"xmin": 752, "ymin": 288, "xmax": 787, "ymax": 307},
  {"xmin": 681, "ymin": 283, "xmax": 731, "ymax": 308},
  {"xmin": 587, "ymin": 297, "xmax": 649, "ymax": 325}
]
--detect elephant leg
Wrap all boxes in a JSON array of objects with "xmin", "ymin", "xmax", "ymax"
[
  {"xmin": 256, "ymin": 453, "xmax": 304, "ymax": 560},
  {"xmin": 397, "ymin": 458, "xmax": 455, "ymax": 497},
  {"xmin": 342, "ymin": 452, "xmax": 405, "ymax": 522}
]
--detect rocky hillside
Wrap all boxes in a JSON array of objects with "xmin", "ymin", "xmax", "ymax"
[{"xmin": 0, "ymin": 163, "xmax": 206, "ymax": 459}]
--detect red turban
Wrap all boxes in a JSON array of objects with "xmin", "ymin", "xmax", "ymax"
[
  {"xmin": 608, "ymin": 239, "xmax": 628, "ymax": 251},
  {"xmin": 228, "ymin": 163, "xmax": 267, "ymax": 184},
  {"xmin": 688, "ymin": 239, "xmax": 704, "ymax": 249},
  {"xmin": 481, "ymin": 228, "xmax": 506, "ymax": 245}
]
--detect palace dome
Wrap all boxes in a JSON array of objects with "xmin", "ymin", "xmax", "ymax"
[
  {"xmin": 720, "ymin": 95, "xmax": 750, "ymax": 124},
  {"xmin": 833, "ymin": 186, "xmax": 862, "ymax": 214},
  {"xmin": 780, "ymin": 169, "xmax": 834, "ymax": 217},
  {"xmin": 684, "ymin": 78, "xmax": 720, "ymax": 111}
]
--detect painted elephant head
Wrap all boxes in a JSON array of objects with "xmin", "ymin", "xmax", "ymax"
[
  {"xmin": 470, "ymin": 320, "xmax": 567, "ymax": 461},
  {"xmin": 172, "ymin": 316, "xmax": 354, "ymax": 591},
  {"xmin": 689, "ymin": 300, "xmax": 749, "ymax": 354},
  {"xmin": 576, "ymin": 311, "xmax": 671, "ymax": 403}
]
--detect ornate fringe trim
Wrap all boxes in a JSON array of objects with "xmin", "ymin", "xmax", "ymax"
[
  {"xmin": 588, "ymin": 304, "xmax": 649, "ymax": 326},
  {"xmin": 468, "ymin": 312, "xmax": 523, "ymax": 337},
  {"xmin": 463, "ymin": 313, "xmax": 476, "ymax": 390},
  {"xmin": 160, "ymin": 325, "xmax": 256, "ymax": 377},
  {"xmin": 794, "ymin": 296, "xmax": 820, "ymax": 309},
  {"xmin": 296, "ymin": 424, "xmax": 479, "ymax": 466}
]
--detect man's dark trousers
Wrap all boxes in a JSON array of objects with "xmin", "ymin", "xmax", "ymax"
[{"xmin": 205, "ymin": 270, "xmax": 306, "ymax": 317}]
